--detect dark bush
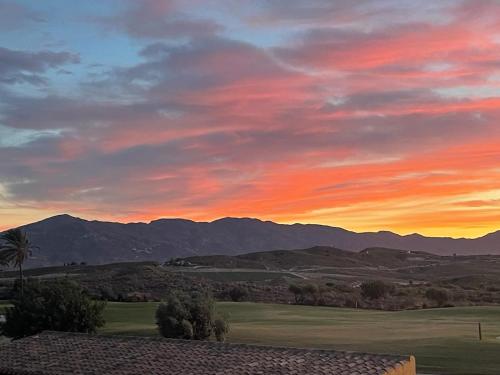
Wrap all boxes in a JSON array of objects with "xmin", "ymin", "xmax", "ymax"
[
  {"xmin": 213, "ymin": 315, "xmax": 230, "ymax": 342},
  {"xmin": 1, "ymin": 278, "xmax": 106, "ymax": 339},
  {"xmin": 302, "ymin": 283, "xmax": 320, "ymax": 305},
  {"xmin": 288, "ymin": 284, "xmax": 304, "ymax": 304},
  {"xmin": 98, "ymin": 285, "xmax": 118, "ymax": 301},
  {"xmin": 361, "ymin": 280, "xmax": 392, "ymax": 300},
  {"xmin": 425, "ymin": 288, "xmax": 449, "ymax": 307},
  {"xmin": 156, "ymin": 292, "xmax": 229, "ymax": 341},
  {"xmin": 228, "ymin": 286, "xmax": 249, "ymax": 302}
]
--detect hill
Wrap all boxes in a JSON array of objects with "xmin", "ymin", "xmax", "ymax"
[
  {"xmin": 181, "ymin": 246, "xmax": 500, "ymax": 283},
  {"xmin": 2, "ymin": 214, "xmax": 500, "ymax": 267},
  {"xmin": 184, "ymin": 246, "xmax": 442, "ymax": 270},
  {"xmin": 4, "ymin": 246, "xmax": 500, "ymax": 311}
]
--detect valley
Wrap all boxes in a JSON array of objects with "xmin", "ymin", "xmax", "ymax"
[{"xmin": 3, "ymin": 246, "xmax": 500, "ymax": 310}]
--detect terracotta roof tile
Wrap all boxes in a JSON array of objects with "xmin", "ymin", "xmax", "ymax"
[{"xmin": 0, "ymin": 331, "xmax": 413, "ymax": 375}]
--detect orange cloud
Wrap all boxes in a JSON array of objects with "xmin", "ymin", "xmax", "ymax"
[{"xmin": 1, "ymin": 0, "xmax": 500, "ymax": 239}]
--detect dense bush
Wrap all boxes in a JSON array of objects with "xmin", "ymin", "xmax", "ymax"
[
  {"xmin": 289, "ymin": 284, "xmax": 304, "ymax": 303},
  {"xmin": 303, "ymin": 284, "xmax": 320, "ymax": 304},
  {"xmin": 98, "ymin": 285, "xmax": 118, "ymax": 301},
  {"xmin": 213, "ymin": 315, "xmax": 230, "ymax": 342},
  {"xmin": 228, "ymin": 286, "xmax": 249, "ymax": 302},
  {"xmin": 1, "ymin": 278, "xmax": 106, "ymax": 339},
  {"xmin": 425, "ymin": 288, "xmax": 449, "ymax": 307},
  {"xmin": 156, "ymin": 292, "xmax": 229, "ymax": 341},
  {"xmin": 288, "ymin": 283, "xmax": 327, "ymax": 305},
  {"xmin": 361, "ymin": 280, "xmax": 392, "ymax": 300}
]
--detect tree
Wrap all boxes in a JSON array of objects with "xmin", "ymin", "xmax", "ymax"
[
  {"xmin": 228, "ymin": 286, "xmax": 248, "ymax": 302},
  {"xmin": 425, "ymin": 288, "xmax": 449, "ymax": 307},
  {"xmin": 0, "ymin": 229, "xmax": 37, "ymax": 296},
  {"xmin": 289, "ymin": 284, "xmax": 304, "ymax": 304},
  {"xmin": 213, "ymin": 316, "xmax": 230, "ymax": 342},
  {"xmin": 361, "ymin": 280, "xmax": 391, "ymax": 300},
  {"xmin": 1, "ymin": 279, "xmax": 106, "ymax": 339},
  {"xmin": 303, "ymin": 283, "xmax": 320, "ymax": 305},
  {"xmin": 156, "ymin": 292, "xmax": 229, "ymax": 341},
  {"xmin": 156, "ymin": 295, "xmax": 193, "ymax": 339},
  {"xmin": 289, "ymin": 283, "xmax": 324, "ymax": 305}
]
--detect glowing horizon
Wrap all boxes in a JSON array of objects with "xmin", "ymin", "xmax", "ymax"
[{"xmin": 1, "ymin": 0, "xmax": 500, "ymax": 238}]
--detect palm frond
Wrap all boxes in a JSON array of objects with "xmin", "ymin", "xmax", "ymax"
[
  {"xmin": 0, "ymin": 248, "xmax": 17, "ymax": 265},
  {"xmin": 0, "ymin": 228, "xmax": 34, "ymax": 267}
]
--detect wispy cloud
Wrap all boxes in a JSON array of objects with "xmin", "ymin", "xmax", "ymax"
[{"xmin": 0, "ymin": 0, "xmax": 499, "ymax": 237}]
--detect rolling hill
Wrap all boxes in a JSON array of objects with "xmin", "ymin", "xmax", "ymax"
[
  {"xmin": 183, "ymin": 246, "xmax": 443, "ymax": 271},
  {"xmin": 2, "ymin": 214, "xmax": 500, "ymax": 266}
]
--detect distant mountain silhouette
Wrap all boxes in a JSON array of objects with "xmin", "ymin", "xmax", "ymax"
[{"xmin": 3, "ymin": 214, "xmax": 500, "ymax": 267}]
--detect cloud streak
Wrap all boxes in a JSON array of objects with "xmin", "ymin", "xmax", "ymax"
[
  {"xmin": 0, "ymin": 0, "xmax": 499, "ymax": 237},
  {"xmin": 0, "ymin": 47, "xmax": 79, "ymax": 86}
]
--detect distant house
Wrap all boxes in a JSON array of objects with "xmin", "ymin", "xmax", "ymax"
[{"xmin": 0, "ymin": 331, "xmax": 416, "ymax": 375}]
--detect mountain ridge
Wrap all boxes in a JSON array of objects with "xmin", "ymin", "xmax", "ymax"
[{"xmin": 2, "ymin": 214, "xmax": 499, "ymax": 267}]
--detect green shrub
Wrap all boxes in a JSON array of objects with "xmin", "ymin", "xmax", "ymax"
[
  {"xmin": 156, "ymin": 292, "xmax": 229, "ymax": 341},
  {"xmin": 288, "ymin": 284, "xmax": 304, "ymax": 304},
  {"xmin": 425, "ymin": 288, "xmax": 449, "ymax": 307},
  {"xmin": 1, "ymin": 278, "xmax": 106, "ymax": 339},
  {"xmin": 303, "ymin": 283, "xmax": 320, "ymax": 304},
  {"xmin": 361, "ymin": 280, "xmax": 392, "ymax": 300},
  {"xmin": 228, "ymin": 286, "xmax": 249, "ymax": 302},
  {"xmin": 213, "ymin": 315, "xmax": 230, "ymax": 342}
]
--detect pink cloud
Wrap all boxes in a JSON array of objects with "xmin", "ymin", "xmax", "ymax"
[{"xmin": 1, "ymin": 0, "xmax": 500, "ymax": 237}]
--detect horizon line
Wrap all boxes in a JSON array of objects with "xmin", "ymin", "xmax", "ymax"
[{"xmin": 3, "ymin": 213, "xmax": 497, "ymax": 241}]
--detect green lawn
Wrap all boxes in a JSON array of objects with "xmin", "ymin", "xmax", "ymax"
[
  {"xmin": 180, "ymin": 270, "xmax": 299, "ymax": 282},
  {"xmin": 101, "ymin": 302, "xmax": 500, "ymax": 375},
  {"xmin": 0, "ymin": 301, "xmax": 10, "ymax": 312}
]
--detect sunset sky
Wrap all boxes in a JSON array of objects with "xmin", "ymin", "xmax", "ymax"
[{"xmin": 0, "ymin": 0, "xmax": 499, "ymax": 237}]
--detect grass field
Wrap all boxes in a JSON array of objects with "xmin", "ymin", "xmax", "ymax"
[
  {"xmin": 177, "ymin": 269, "xmax": 300, "ymax": 282},
  {"xmin": 0, "ymin": 301, "xmax": 10, "ymax": 312},
  {"xmin": 2, "ymin": 300, "xmax": 499, "ymax": 374},
  {"xmin": 101, "ymin": 302, "xmax": 500, "ymax": 375}
]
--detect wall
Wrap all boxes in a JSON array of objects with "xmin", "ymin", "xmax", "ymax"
[{"xmin": 383, "ymin": 356, "xmax": 416, "ymax": 375}]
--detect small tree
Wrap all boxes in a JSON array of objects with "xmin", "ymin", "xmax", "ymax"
[
  {"xmin": 361, "ymin": 280, "xmax": 391, "ymax": 300},
  {"xmin": 156, "ymin": 292, "xmax": 229, "ymax": 341},
  {"xmin": 156, "ymin": 295, "xmax": 193, "ymax": 339},
  {"xmin": 1, "ymin": 279, "xmax": 106, "ymax": 339},
  {"xmin": 289, "ymin": 284, "xmax": 304, "ymax": 304},
  {"xmin": 303, "ymin": 283, "xmax": 320, "ymax": 305},
  {"xmin": 425, "ymin": 288, "xmax": 449, "ymax": 307},
  {"xmin": 189, "ymin": 293, "xmax": 216, "ymax": 340},
  {"xmin": 228, "ymin": 286, "xmax": 249, "ymax": 302},
  {"xmin": 213, "ymin": 315, "xmax": 230, "ymax": 342}
]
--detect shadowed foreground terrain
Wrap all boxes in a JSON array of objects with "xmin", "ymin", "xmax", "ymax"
[{"xmin": 100, "ymin": 302, "xmax": 500, "ymax": 375}]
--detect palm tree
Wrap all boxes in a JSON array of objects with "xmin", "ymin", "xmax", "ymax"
[{"xmin": 0, "ymin": 228, "xmax": 36, "ymax": 296}]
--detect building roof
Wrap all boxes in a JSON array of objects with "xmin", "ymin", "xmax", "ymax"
[{"xmin": 0, "ymin": 331, "xmax": 415, "ymax": 375}]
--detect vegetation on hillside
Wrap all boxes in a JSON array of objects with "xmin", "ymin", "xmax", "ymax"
[
  {"xmin": 2, "ymin": 257, "xmax": 500, "ymax": 311},
  {"xmin": 361, "ymin": 280, "xmax": 393, "ymax": 300}
]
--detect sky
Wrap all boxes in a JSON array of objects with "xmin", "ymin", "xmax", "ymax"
[{"xmin": 0, "ymin": 0, "xmax": 499, "ymax": 238}]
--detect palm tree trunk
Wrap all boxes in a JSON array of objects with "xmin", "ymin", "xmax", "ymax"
[{"xmin": 19, "ymin": 263, "xmax": 24, "ymax": 297}]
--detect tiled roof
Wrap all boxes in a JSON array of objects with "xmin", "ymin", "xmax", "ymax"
[{"xmin": 0, "ymin": 331, "xmax": 414, "ymax": 375}]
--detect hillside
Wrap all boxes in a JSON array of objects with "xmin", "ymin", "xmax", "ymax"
[
  {"xmin": 2, "ymin": 214, "xmax": 500, "ymax": 267},
  {"xmin": 184, "ymin": 246, "xmax": 443, "ymax": 271},
  {"xmin": 4, "ymin": 246, "xmax": 500, "ymax": 312},
  {"xmin": 181, "ymin": 246, "xmax": 500, "ymax": 283}
]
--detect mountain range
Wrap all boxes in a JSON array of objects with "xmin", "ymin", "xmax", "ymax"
[{"xmin": 3, "ymin": 214, "xmax": 500, "ymax": 267}]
